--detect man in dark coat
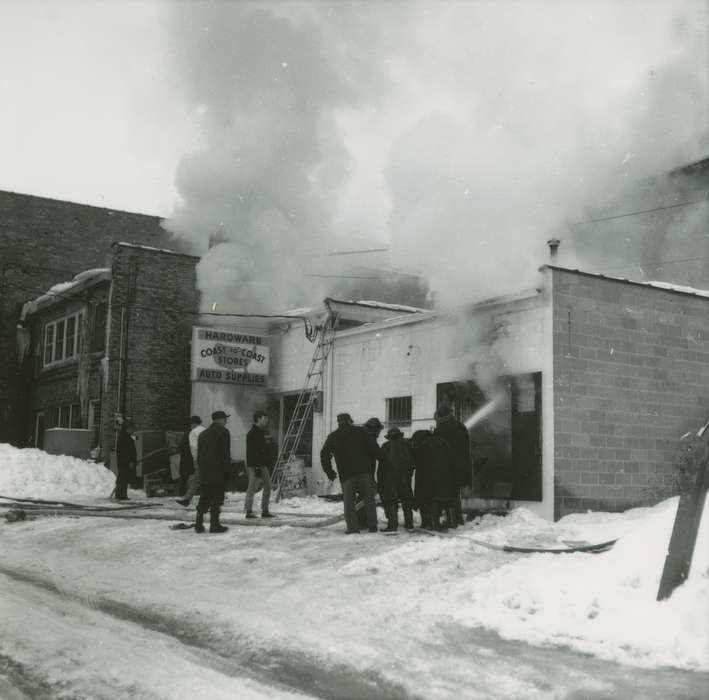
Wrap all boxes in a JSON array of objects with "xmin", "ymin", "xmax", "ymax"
[
  {"xmin": 195, "ymin": 410, "xmax": 231, "ymax": 534},
  {"xmin": 363, "ymin": 417, "xmax": 384, "ymax": 479},
  {"xmin": 320, "ymin": 413, "xmax": 379, "ymax": 534},
  {"xmin": 434, "ymin": 404, "xmax": 471, "ymax": 526},
  {"xmin": 411, "ymin": 429, "xmax": 455, "ymax": 530},
  {"xmin": 245, "ymin": 410, "xmax": 275, "ymax": 519},
  {"xmin": 377, "ymin": 426, "xmax": 414, "ymax": 531},
  {"xmin": 115, "ymin": 420, "xmax": 136, "ymax": 501}
]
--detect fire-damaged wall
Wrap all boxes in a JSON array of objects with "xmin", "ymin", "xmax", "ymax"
[
  {"xmin": 551, "ymin": 267, "xmax": 709, "ymax": 519},
  {"xmin": 100, "ymin": 243, "xmax": 199, "ymax": 463}
]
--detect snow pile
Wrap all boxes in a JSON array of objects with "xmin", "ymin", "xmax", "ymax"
[
  {"xmin": 438, "ymin": 497, "xmax": 709, "ymax": 670},
  {"xmin": 0, "ymin": 443, "xmax": 115, "ymax": 499}
]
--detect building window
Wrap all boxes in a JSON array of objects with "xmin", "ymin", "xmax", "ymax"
[
  {"xmin": 47, "ymin": 403, "xmax": 82, "ymax": 429},
  {"xmin": 386, "ymin": 396, "xmax": 412, "ymax": 428},
  {"xmin": 43, "ymin": 311, "xmax": 83, "ymax": 367}
]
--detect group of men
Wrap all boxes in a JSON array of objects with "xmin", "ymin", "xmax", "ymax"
[
  {"xmin": 175, "ymin": 409, "xmax": 276, "ymax": 533},
  {"xmin": 116, "ymin": 402, "xmax": 471, "ymax": 536},
  {"xmin": 320, "ymin": 405, "xmax": 471, "ymax": 534}
]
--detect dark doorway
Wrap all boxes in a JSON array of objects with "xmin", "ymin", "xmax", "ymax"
[{"xmin": 436, "ymin": 373, "xmax": 542, "ymax": 502}]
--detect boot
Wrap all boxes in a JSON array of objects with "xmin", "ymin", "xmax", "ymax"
[
  {"xmin": 195, "ymin": 512, "xmax": 205, "ymax": 534},
  {"xmin": 380, "ymin": 503, "xmax": 398, "ymax": 532},
  {"xmin": 402, "ymin": 504, "xmax": 414, "ymax": 531},
  {"xmin": 209, "ymin": 507, "xmax": 229, "ymax": 534}
]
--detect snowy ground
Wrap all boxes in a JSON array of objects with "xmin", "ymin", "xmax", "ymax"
[{"xmin": 1, "ymin": 444, "xmax": 707, "ymax": 699}]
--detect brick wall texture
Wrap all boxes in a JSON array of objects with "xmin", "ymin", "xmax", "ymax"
[
  {"xmin": 99, "ymin": 243, "xmax": 199, "ymax": 462},
  {"xmin": 552, "ymin": 268, "xmax": 709, "ymax": 519},
  {"xmin": 0, "ymin": 190, "xmax": 184, "ymax": 444}
]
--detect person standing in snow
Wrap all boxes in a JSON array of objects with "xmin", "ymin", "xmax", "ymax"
[
  {"xmin": 244, "ymin": 410, "xmax": 276, "ymax": 519},
  {"xmin": 176, "ymin": 416, "xmax": 205, "ymax": 508},
  {"xmin": 320, "ymin": 413, "xmax": 379, "ymax": 534},
  {"xmin": 433, "ymin": 404, "xmax": 471, "ymax": 527},
  {"xmin": 377, "ymin": 426, "xmax": 414, "ymax": 532},
  {"xmin": 115, "ymin": 420, "xmax": 136, "ymax": 501},
  {"xmin": 195, "ymin": 410, "xmax": 231, "ymax": 534},
  {"xmin": 411, "ymin": 429, "xmax": 455, "ymax": 531}
]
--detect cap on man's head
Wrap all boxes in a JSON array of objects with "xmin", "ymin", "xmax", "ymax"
[
  {"xmin": 190, "ymin": 415, "xmax": 202, "ymax": 425},
  {"xmin": 253, "ymin": 409, "xmax": 268, "ymax": 423},
  {"xmin": 336, "ymin": 412, "xmax": 353, "ymax": 425},
  {"xmin": 365, "ymin": 417, "xmax": 384, "ymax": 431},
  {"xmin": 212, "ymin": 410, "xmax": 230, "ymax": 421},
  {"xmin": 385, "ymin": 426, "xmax": 403, "ymax": 440}
]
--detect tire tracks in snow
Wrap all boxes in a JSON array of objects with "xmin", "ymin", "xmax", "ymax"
[{"xmin": 0, "ymin": 565, "xmax": 411, "ymax": 700}]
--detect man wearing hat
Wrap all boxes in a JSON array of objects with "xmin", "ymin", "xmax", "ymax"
[
  {"xmin": 320, "ymin": 413, "xmax": 379, "ymax": 534},
  {"xmin": 115, "ymin": 419, "xmax": 136, "ymax": 501},
  {"xmin": 377, "ymin": 426, "xmax": 415, "ymax": 531},
  {"xmin": 195, "ymin": 410, "xmax": 231, "ymax": 534},
  {"xmin": 434, "ymin": 404, "xmax": 471, "ymax": 527}
]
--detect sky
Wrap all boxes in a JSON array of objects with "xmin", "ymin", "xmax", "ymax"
[{"xmin": 1, "ymin": 1, "xmax": 708, "ymax": 309}]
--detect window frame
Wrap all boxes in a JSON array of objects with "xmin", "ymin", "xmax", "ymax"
[
  {"xmin": 43, "ymin": 311, "xmax": 83, "ymax": 368},
  {"xmin": 386, "ymin": 395, "xmax": 412, "ymax": 429}
]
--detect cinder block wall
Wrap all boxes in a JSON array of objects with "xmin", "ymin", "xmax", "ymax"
[
  {"xmin": 552, "ymin": 268, "xmax": 709, "ymax": 519},
  {"xmin": 0, "ymin": 190, "xmax": 181, "ymax": 445},
  {"xmin": 100, "ymin": 244, "xmax": 200, "ymax": 462}
]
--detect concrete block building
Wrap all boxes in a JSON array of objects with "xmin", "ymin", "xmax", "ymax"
[{"xmin": 196, "ymin": 266, "xmax": 707, "ymax": 521}]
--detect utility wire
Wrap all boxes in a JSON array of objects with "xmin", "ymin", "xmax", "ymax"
[
  {"xmin": 569, "ymin": 197, "xmax": 708, "ymax": 226},
  {"xmin": 318, "ymin": 248, "xmax": 389, "ymax": 256},
  {"xmin": 305, "ymin": 272, "xmax": 422, "ymax": 280},
  {"xmin": 601, "ymin": 255, "xmax": 709, "ymax": 271},
  {"xmin": 5, "ymin": 281, "xmax": 318, "ymax": 335}
]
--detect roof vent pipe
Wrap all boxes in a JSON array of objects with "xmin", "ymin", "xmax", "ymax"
[{"xmin": 547, "ymin": 238, "xmax": 560, "ymax": 261}]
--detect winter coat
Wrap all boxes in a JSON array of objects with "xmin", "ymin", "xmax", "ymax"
[
  {"xmin": 197, "ymin": 422, "xmax": 231, "ymax": 485},
  {"xmin": 116, "ymin": 429, "xmax": 136, "ymax": 472},
  {"xmin": 434, "ymin": 416, "xmax": 471, "ymax": 487},
  {"xmin": 412, "ymin": 432, "xmax": 455, "ymax": 506},
  {"xmin": 246, "ymin": 424, "xmax": 273, "ymax": 476},
  {"xmin": 377, "ymin": 437, "xmax": 414, "ymax": 503},
  {"xmin": 320, "ymin": 423, "xmax": 379, "ymax": 483},
  {"xmin": 178, "ymin": 431, "xmax": 194, "ymax": 477}
]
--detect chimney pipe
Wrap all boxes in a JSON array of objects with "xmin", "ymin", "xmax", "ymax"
[{"xmin": 547, "ymin": 238, "xmax": 560, "ymax": 261}]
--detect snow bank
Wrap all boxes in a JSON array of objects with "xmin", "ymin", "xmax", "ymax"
[
  {"xmin": 0, "ymin": 443, "xmax": 115, "ymax": 499},
  {"xmin": 438, "ymin": 497, "xmax": 709, "ymax": 670}
]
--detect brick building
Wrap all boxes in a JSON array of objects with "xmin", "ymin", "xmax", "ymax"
[
  {"xmin": 19, "ymin": 242, "xmax": 199, "ymax": 464},
  {"xmin": 197, "ymin": 266, "xmax": 707, "ymax": 520},
  {"xmin": 0, "ymin": 190, "xmax": 183, "ymax": 446}
]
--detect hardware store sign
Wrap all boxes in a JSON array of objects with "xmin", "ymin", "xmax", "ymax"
[{"xmin": 191, "ymin": 327, "xmax": 269, "ymax": 386}]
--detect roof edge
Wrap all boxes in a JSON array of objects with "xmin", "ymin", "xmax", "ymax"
[{"xmin": 540, "ymin": 265, "xmax": 709, "ymax": 299}]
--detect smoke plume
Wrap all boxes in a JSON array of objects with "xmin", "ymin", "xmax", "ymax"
[{"xmin": 164, "ymin": 0, "xmax": 708, "ymax": 314}]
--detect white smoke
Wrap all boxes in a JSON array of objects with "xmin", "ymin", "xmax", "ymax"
[{"xmin": 164, "ymin": 0, "xmax": 708, "ymax": 313}]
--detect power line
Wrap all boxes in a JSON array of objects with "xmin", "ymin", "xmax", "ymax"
[
  {"xmin": 569, "ymin": 197, "xmax": 708, "ymax": 226},
  {"xmin": 304, "ymin": 272, "xmax": 422, "ymax": 280},
  {"xmin": 602, "ymin": 255, "xmax": 708, "ymax": 271},
  {"xmin": 6, "ymin": 281, "xmax": 317, "ymax": 332},
  {"xmin": 319, "ymin": 248, "xmax": 389, "ymax": 257}
]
